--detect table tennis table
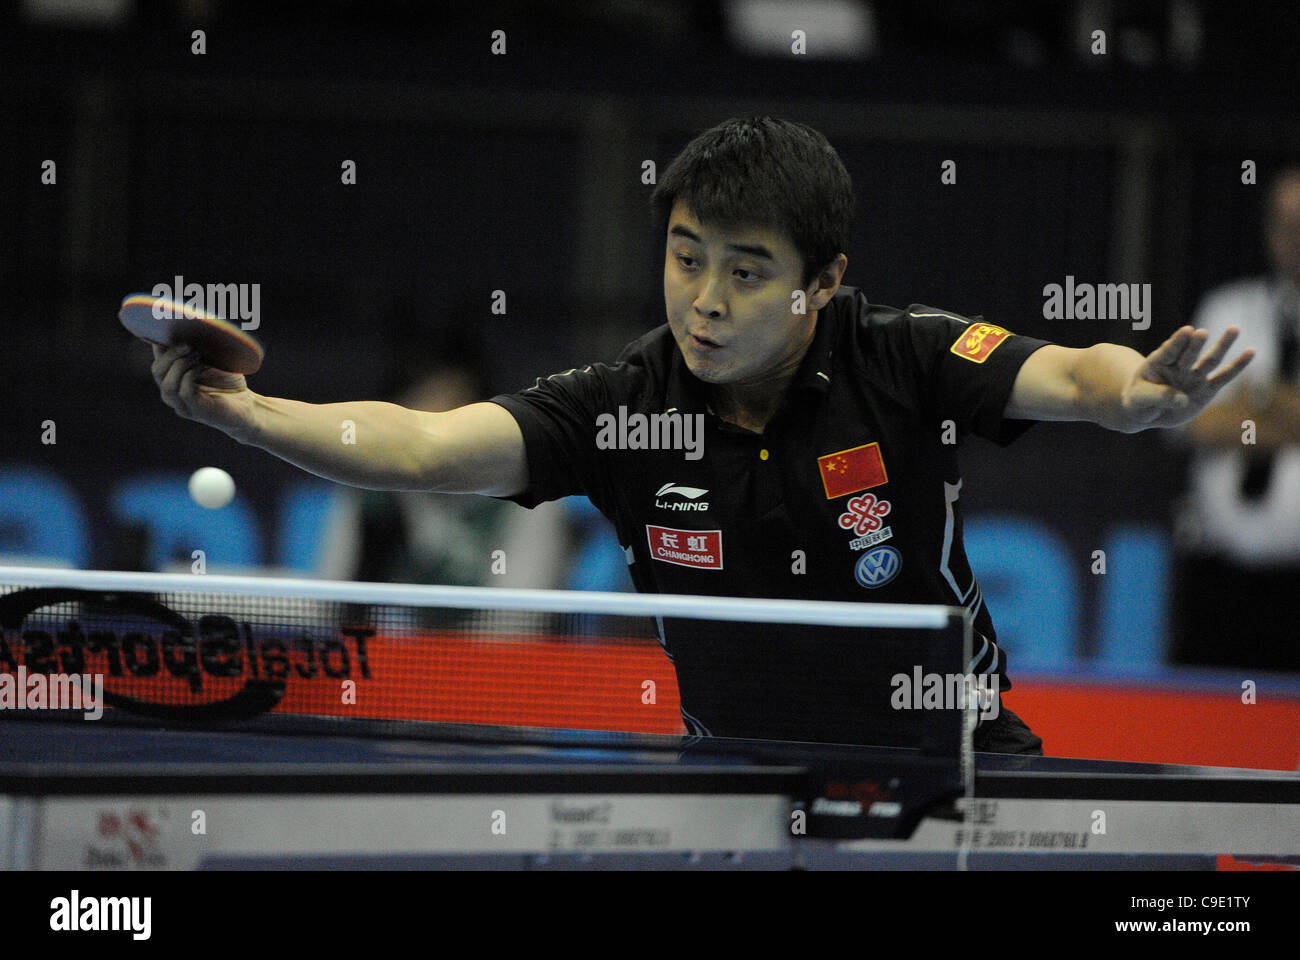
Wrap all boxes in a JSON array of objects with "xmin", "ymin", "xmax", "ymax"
[{"xmin": 4, "ymin": 716, "xmax": 1298, "ymax": 870}]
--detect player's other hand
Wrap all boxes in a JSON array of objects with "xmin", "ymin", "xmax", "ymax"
[
  {"xmin": 1120, "ymin": 325, "xmax": 1255, "ymax": 429},
  {"xmin": 150, "ymin": 343, "xmax": 257, "ymax": 439}
]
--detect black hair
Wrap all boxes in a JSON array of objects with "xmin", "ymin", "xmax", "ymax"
[{"xmin": 651, "ymin": 117, "xmax": 854, "ymax": 287}]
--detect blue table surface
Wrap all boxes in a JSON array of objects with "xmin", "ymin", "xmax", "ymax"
[{"xmin": 3, "ymin": 718, "xmax": 1298, "ymax": 781}]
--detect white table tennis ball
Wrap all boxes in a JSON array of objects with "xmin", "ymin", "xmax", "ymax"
[{"xmin": 189, "ymin": 467, "xmax": 236, "ymax": 509}]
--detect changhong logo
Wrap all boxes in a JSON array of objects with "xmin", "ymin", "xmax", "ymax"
[{"xmin": 50, "ymin": 890, "xmax": 151, "ymax": 940}]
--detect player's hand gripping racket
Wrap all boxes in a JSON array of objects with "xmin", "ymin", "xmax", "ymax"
[
  {"xmin": 123, "ymin": 293, "xmax": 263, "ymax": 436},
  {"xmin": 118, "ymin": 294, "xmax": 264, "ymax": 374}
]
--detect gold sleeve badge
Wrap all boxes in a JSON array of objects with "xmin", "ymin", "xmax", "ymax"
[{"xmin": 950, "ymin": 322, "xmax": 1013, "ymax": 363}]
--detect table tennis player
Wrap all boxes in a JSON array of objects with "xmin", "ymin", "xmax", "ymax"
[{"xmin": 149, "ymin": 117, "xmax": 1254, "ymax": 754}]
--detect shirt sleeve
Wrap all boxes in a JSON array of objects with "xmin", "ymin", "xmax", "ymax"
[
  {"xmin": 487, "ymin": 363, "xmax": 628, "ymax": 509},
  {"xmin": 902, "ymin": 304, "xmax": 1053, "ymax": 446}
]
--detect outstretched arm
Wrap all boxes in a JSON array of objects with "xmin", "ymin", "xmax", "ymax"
[
  {"xmin": 151, "ymin": 343, "xmax": 528, "ymax": 495},
  {"xmin": 1004, "ymin": 326, "xmax": 1256, "ymax": 433}
]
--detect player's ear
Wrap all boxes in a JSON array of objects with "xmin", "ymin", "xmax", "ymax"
[{"xmin": 808, "ymin": 254, "xmax": 848, "ymax": 310}]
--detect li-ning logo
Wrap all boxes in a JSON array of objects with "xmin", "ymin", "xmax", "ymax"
[{"xmin": 654, "ymin": 482, "xmax": 710, "ymax": 511}]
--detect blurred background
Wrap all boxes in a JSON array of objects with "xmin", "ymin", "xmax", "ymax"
[{"xmin": 2, "ymin": 0, "xmax": 1297, "ymax": 764}]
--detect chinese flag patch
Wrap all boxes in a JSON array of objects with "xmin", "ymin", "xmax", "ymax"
[
  {"xmin": 817, "ymin": 442, "xmax": 888, "ymax": 499},
  {"xmin": 950, "ymin": 322, "xmax": 1013, "ymax": 363}
]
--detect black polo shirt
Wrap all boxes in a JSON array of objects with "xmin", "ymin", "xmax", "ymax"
[{"xmin": 489, "ymin": 285, "xmax": 1052, "ymax": 744}]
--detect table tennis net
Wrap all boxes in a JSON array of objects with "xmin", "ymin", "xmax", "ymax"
[{"xmin": 0, "ymin": 568, "xmax": 972, "ymax": 749}]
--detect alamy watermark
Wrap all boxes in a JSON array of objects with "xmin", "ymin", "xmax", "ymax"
[
  {"xmin": 0, "ymin": 668, "xmax": 103, "ymax": 719},
  {"xmin": 596, "ymin": 406, "xmax": 705, "ymax": 461},
  {"xmin": 1043, "ymin": 275, "xmax": 1152, "ymax": 330},
  {"xmin": 890, "ymin": 667, "xmax": 999, "ymax": 720},
  {"xmin": 150, "ymin": 275, "xmax": 260, "ymax": 330},
  {"xmin": 50, "ymin": 891, "xmax": 151, "ymax": 940}
]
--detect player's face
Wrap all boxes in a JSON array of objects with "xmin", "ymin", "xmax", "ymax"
[{"xmin": 663, "ymin": 201, "xmax": 818, "ymax": 388}]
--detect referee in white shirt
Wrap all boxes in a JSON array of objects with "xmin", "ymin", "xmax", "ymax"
[{"xmin": 1175, "ymin": 167, "xmax": 1300, "ymax": 671}]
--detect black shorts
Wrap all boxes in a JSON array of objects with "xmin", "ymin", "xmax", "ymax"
[{"xmin": 973, "ymin": 707, "xmax": 1043, "ymax": 755}]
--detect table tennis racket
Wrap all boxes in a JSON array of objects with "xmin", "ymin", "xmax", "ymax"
[{"xmin": 118, "ymin": 293, "xmax": 264, "ymax": 374}]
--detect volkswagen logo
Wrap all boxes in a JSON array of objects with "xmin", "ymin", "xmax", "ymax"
[{"xmin": 855, "ymin": 546, "xmax": 901, "ymax": 589}]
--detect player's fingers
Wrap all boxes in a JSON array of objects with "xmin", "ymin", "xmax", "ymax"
[
  {"xmin": 1205, "ymin": 348, "xmax": 1256, "ymax": 390},
  {"xmin": 1191, "ymin": 327, "xmax": 1239, "ymax": 374},
  {"xmin": 157, "ymin": 349, "xmax": 197, "ymax": 391},
  {"xmin": 149, "ymin": 343, "xmax": 172, "ymax": 380},
  {"xmin": 1171, "ymin": 328, "xmax": 1209, "ymax": 375},
  {"xmin": 158, "ymin": 353, "xmax": 201, "ymax": 410},
  {"xmin": 1147, "ymin": 326, "xmax": 1193, "ymax": 368},
  {"xmin": 177, "ymin": 364, "xmax": 202, "ymax": 409},
  {"xmin": 1127, "ymin": 378, "xmax": 1189, "ymax": 414},
  {"xmin": 149, "ymin": 343, "xmax": 193, "ymax": 383}
]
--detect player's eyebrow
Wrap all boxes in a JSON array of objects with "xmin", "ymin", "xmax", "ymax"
[{"xmin": 669, "ymin": 224, "xmax": 776, "ymax": 261}]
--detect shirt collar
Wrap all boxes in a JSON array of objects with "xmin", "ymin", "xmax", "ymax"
[
  {"xmin": 789, "ymin": 297, "xmax": 838, "ymax": 395},
  {"xmin": 663, "ymin": 300, "xmax": 840, "ymax": 416}
]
